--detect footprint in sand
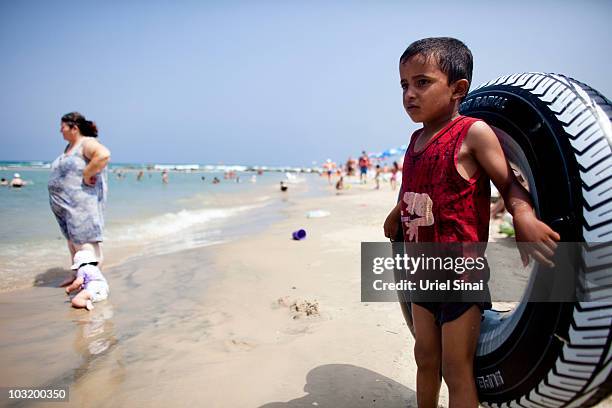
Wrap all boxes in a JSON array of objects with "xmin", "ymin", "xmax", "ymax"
[{"xmin": 224, "ymin": 338, "xmax": 256, "ymax": 352}]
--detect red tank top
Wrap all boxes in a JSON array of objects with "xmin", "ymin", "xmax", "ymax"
[{"xmin": 399, "ymin": 115, "xmax": 490, "ymax": 243}]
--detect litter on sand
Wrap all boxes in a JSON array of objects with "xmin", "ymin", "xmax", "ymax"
[
  {"xmin": 306, "ymin": 210, "xmax": 330, "ymax": 218},
  {"xmin": 292, "ymin": 229, "xmax": 307, "ymax": 240}
]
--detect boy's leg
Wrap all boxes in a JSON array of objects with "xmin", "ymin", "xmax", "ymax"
[
  {"xmin": 441, "ymin": 304, "xmax": 481, "ymax": 408},
  {"xmin": 412, "ymin": 303, "xmax": 442, "ymax": 408}
]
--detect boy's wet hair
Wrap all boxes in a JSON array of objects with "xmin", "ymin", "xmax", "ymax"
[{"xmin": 400, "ymin": 37, "xmax": 473, "ymax": 91}]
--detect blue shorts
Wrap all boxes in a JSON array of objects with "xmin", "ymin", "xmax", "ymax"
[{"xmin": 360, "ymin": 166, "xmax": 368, "ymax": 175}]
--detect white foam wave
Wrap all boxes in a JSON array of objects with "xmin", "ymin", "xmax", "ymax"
[
  {"xmin": 106, "ymin": 202, "xmax": 265, "ymax": 243},
  {"xmin": 285, "ymin": 172, "xmax": 305, "ymax": 184}
]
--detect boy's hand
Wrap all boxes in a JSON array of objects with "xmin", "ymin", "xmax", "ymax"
[
  {"xmin": 513, "ymin": 211, "xmax": 561, "ymax": 267},
  {"xmin": 384, "ymin": 203, "xmax": 401, "ymax": 241}
]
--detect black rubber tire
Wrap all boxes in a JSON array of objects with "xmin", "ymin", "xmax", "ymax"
[{"xmin": 395, "ymin": 73, "xmax": 612, "ymax": 407}]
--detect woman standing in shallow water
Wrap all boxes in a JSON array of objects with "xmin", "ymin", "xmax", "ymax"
[{"xmin": 48, "ymin": 112, "xmax": 110, "ymax": 285}]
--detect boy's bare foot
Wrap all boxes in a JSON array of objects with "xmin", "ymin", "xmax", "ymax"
[{"xmin": 86, "ymin": 300, "xmax": 94, "ymax": 311}]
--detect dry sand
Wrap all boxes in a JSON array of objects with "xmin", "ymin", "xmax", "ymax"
[{"xmin": 1, "ymin": 177, "xmax": 610, "ymax": 407}]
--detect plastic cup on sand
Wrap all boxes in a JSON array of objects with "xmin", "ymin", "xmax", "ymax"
[{"xmin": 292, "ymin": 229, "xmax": 307, "ymax": 240}]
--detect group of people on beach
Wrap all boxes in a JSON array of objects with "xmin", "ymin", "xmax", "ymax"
[
  {"xmin": 111, "ymin": 168, "xmax": 233, "ymax": 185},
  {"xmin": 48, "ymin": 112, "xmax": 111, "ymax": 311},
  {"xmin": 325, "ymin": 155, "xmax": 401, "ymax": 193}
]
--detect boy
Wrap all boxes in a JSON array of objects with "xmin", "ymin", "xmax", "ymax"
[
  {"xmin": 383, "ymin": 37, "xmax": 560, "ymax": 407},
  {"xmin": 65, "ymin": 250, "xmax": 109, "ymax": 311}
]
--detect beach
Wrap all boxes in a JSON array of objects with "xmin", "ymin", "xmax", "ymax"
[
  {"xmin": 0, "ymin": 174, "xmax": 432, "ymax": 407},
  {"xmin": 1, "ymin": 174, "xmax": 611, "ymax": 407},
  {"xmin": 2, "ymin": 1, "xmax": 612, "ymax": 405}
]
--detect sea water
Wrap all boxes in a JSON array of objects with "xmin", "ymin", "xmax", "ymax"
[{"xmin": 0, "ymin": 163, "xmax": 318, "ymax": 291}]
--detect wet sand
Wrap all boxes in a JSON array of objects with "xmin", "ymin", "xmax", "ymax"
[
  {"xmin": 0, "ymin": 180, "xmax": 421, "ymax": 407},
  {"xmin": 0, "ymin": 177, "xmax": 610, "ymax": 407}
]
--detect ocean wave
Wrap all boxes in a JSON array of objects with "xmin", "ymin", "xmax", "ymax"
[
  {"xmin": 105, "ymin": 202, "xmax": 267, "ymax": 243},
  {"xmin": 0, "ymin": 161, "xmax": 51, "ymax": 169}
]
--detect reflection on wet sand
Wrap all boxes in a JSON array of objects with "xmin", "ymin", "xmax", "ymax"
[{"xmin": 72, "ymin": 304, "xmax": 119, "ymax": 382}]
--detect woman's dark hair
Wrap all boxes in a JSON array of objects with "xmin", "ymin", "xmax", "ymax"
[
  {"xmin": 399, "ymin": 37, "xmax": 473, "ymax": 95},
  {"xmin": 61, "ymin": 112, "xmax": 98, "ymax": 137}
]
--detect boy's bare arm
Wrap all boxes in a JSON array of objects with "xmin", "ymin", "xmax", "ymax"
[
  {"xmin": 465, "ymin": 121, "xmax": 560, "ymax": 266},
  {"xmin": 463, "ymin": 122, "xmax": 531, "ymax": 214},
  {"xmin": 65, "ymin": 276, "xmax": 84, "ymax": 294},
  {"xmin": 384, "ymin": 202, "xmax": 402, "ymax": 240}
]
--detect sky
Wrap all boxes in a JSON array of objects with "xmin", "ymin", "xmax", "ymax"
[{"xmin": 1, "ymin": 0, "xmax": 610, "ymax": 167}]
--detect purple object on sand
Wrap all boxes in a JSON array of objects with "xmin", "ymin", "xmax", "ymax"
[{"xmin": 292, "ymin": 229, "xmax": 307, "ymax": 240}]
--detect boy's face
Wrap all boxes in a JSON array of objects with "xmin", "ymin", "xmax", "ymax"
[{"xmin": 399, "ymin": 54, "xmax": 466, "ymax": 123}]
